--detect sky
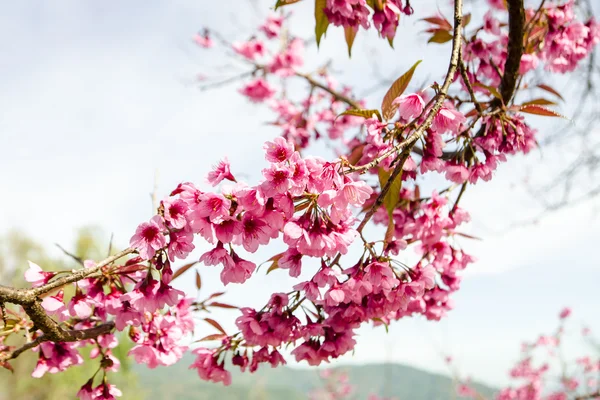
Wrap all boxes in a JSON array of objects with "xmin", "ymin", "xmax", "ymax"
[{"xmin": 1, "ymin": 0, "xmax": 599, "ymax": 389}]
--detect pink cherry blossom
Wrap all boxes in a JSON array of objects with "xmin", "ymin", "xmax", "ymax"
[
  {"xmin": 206, "ymin": 157, "xmax": 235, "ymax": 186},
  {"xmin": 24, "ymin": 261, "xmax": 54, "ymax": 287},
  {"xmin": 239, "ymin": 78, "xmax": 276, "ymax": 102},
  {"xmin": 392, "ymin": 93, "xmax": 425, "ymax": 120},
  {"xmin": 130, "ymin": 215, "xmax": 166, "ymax": 260}
]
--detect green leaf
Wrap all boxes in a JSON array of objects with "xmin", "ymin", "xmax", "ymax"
[
  {"xmin": 428, "ymin": 29, "xmax": 453, "ymax": 44},
  {"xmin": 275, "ymin": 0, "xmax": 302, "ymax": 9},
  {"xmin": 378, "ymin": 167, "xmax": 403, "ymax": 217},
  {"xmin": 338, "ymin": 108, "xmax": 382, "ymax": 121},
  {"xmin": 344, "ymin": 26, "xmax": 357, "ymax": 57},
  {"xmin": 473, "ymin": 82, "xmax": 502, "ymax": 100},
  {"xmin": 314, "ymin": 0, "xmax": 329, "ymax": 47},
  {"xmin": 381, "ymin": 60, "xmax": 422, "ymax": 121},
  {"xmin": 366, "ymin": 0, "xmax": 384, "ymax": 11},
  {"xmin": 373, "ymin": 318, "xmax": 390, "ymax": 333},
  {"xmin": 519, "ymin": 105, "xmax": 567, "ymax": 118}
]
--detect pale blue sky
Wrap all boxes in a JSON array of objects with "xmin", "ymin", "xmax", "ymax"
[{"xmin": 1, "ymin": 0, "xmax": 599, "ymax": 388}]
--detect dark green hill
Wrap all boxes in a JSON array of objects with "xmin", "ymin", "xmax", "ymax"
[{"xmin": 133, "ymin": 354, "xmax": 496, "ymax": 400}]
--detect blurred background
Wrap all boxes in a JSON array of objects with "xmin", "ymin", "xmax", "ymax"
[{"xmin": 1, "ymin": 0, "xmax": 599, "ymax": 398}]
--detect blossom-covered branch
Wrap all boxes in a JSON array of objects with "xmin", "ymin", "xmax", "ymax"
[{"xmin": 1, "ymin": 0, "xmax": 599, "ymax": 398}]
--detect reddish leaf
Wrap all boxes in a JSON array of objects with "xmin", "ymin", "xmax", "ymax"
[
  {"xmin": 195, "ymin": 271, "xmax": 202, "ymax": 290},
  {"xmin": 208, "ymin": 291, "xmax": 226, "ymax": 299},
  {"xmin": 344, "ymin": 26, "xmax": 357, "ymax": 57},
  {"xmin": 462, "ymin": 13, "xmax": 471, "ymax": 27},
  {"xmin": 454, "ymin": 232, "xmax": 482, "ymax": 240},
  {"xmin": 347, "ymin": 144, "xmax": 366, "ymax": 166},
  {"xmin": 520, "ymin": 98, "xmax": 558, "ymax": 107},
  {"xmin": 116, "ymin": 263, "xmax": 146, "ymax": 275},
  {"xmin": 537, "ymin": 84, "xmax": 565, "ymax": 101},
  {"xmin": 266, "ymin": 259, "xmax": 280, "ymax": 275},
  {"xmin": 381, "ymin": 60, "xmax": 422, "ymax": 121},
  {"xmin": 197, "ymin": 333, "xmax": 226, "ymax": 342},
  {"xmin": 464, "ymin": 107, "xmax": 479, "ymax": 118},
  {"xmin": 207, "ymin": 302, "xmax": 238, "ymax": 309},
  {"xmin": 204, "ymin": 318, "xmax": 227, "ymax": 335},
  {"xmin": 519, "ymin": 105, "xmax": 567, "ymax": 118},
  {"xmin": 172, "ymin": 261, "xmax": 197, "ymax": 281},
  {"xmin": 421, "ymin": 16, "xmax": 452, "ymax": 31},
  {"xmin": 0, "ymin": 361, "xmax": 13, "ymax": 373}
]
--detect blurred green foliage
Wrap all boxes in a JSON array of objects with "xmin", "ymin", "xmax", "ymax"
[{"xmin": 0, "ymin": 227, "xmax": 141, "ymax": 400}]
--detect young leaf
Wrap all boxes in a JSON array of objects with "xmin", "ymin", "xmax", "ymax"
[
  {"xmin": 347, "ymin": 144, "xmax": 366, "ymax": 165},
  {"xmin": 378, "ymin": 167, "xmax": 403, "ymax": 217},
  {"xmin": 197, "ymin": 333, "xmax": 226, "ymax": 342},
  {"xmin": 275, "ymin": 0, "xmax": 302, "ymax": 9},
  {"xmin": 537, "ymin": 84, "xmax": 564, "ymax": 101},
  {"xmin": 195, "ymin": 271, "xmax": 202, "ymax": 290},
  {"xmin": 344, "ymin": 26, "xmax": 357, "ymax": 57},
  {"xmin": 266, "ymin": 259, "xmax": 280, "ymax": 274},
  {"xmin": 520, "ymin": 98, "xmax": 558, "ymax": 107},
  {"xmin": 421, "ymin": 16, "xmax": 452, "ymax": 31},
  {"xmin": 428, "ymin": 29, "xmax": 453, "ymax": 44},
  {"xmin": 519, "ymin": 105, "xmax": 567, "ymax": 118},
  {"xmin": 207, "ymin": 302, "xmax": 238, "ymax": 309},
  {"xmin": 204, "ymin": 318, "xmax": 227, "ymax": 335},
  {"xmin": 462, "ymin": 13, "xmax": 472, "ymax": 27},
  {"xmin": 338, "ymin": 109, "xmax": 383, "ymax": 121},
  {"xmin": 381, "ymin": 60, "xmax": 422, "ymax": 121},
  {"xmin": 473, "ymin": 82, "xmax": 502, "ymax": 100},
  {"xmin": 171, "ymin": 261, "xmax": 197, "ymax": 281},
  {"xmin": 314, "ymin": 0, "xmax": 329, "ymax": 47},
  {"xmin": 207, "ymin": 291, "xmax": 226, "ymax": 299}
]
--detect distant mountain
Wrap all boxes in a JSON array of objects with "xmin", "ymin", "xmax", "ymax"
[{"xmin": 133, "ymin": 355, "xmax": 497, "ymax": 400}]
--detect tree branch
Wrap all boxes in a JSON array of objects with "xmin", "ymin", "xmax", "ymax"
[
  {"xmin": 495, "ymin": 0, "xmax": 525, "ymax": 105},
  {"xmin": 0, "ymin": 322, "xmax": 115, "ymax": 363},
  {"xmin": 294, "ymin": 71, "xmax": 362, "ymax": 109},
  {"xmin": 31, "ymin": 247, "xmax": 134, "ymax": 297}
]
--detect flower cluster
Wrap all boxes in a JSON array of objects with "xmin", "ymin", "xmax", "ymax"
[{"xmin": 453, "ymin": 308, "xmax": 600, "ymax": 400}]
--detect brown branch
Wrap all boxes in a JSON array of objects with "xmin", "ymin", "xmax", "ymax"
[
  {"xmin": 0, "ymin": 322, "xmax": 115, "ymax": 363},
  {"xmin": 575, "ymin": 391, "xmax": 600, "ymax": 400},
  {"xmin": 495, "ymin": 0, "xmax": 525, "ymax": 105},
  {"xmin": 294, "ymin": 71, "xmax": 362, "ymax": 109},
  {"xmin": 31, "ymin": 247, "xmax": 134, "ymax": 297},
  {"xmin": 459, "ymin": 53, "xmax": 483, "ymax": 113},
  {"xmin": 356, "ymin": 151, "xmax": 411, "ymax": 233},
  {"xmin": 0, "ymin": 247, "xmax": 133, "ymax": 361}
]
